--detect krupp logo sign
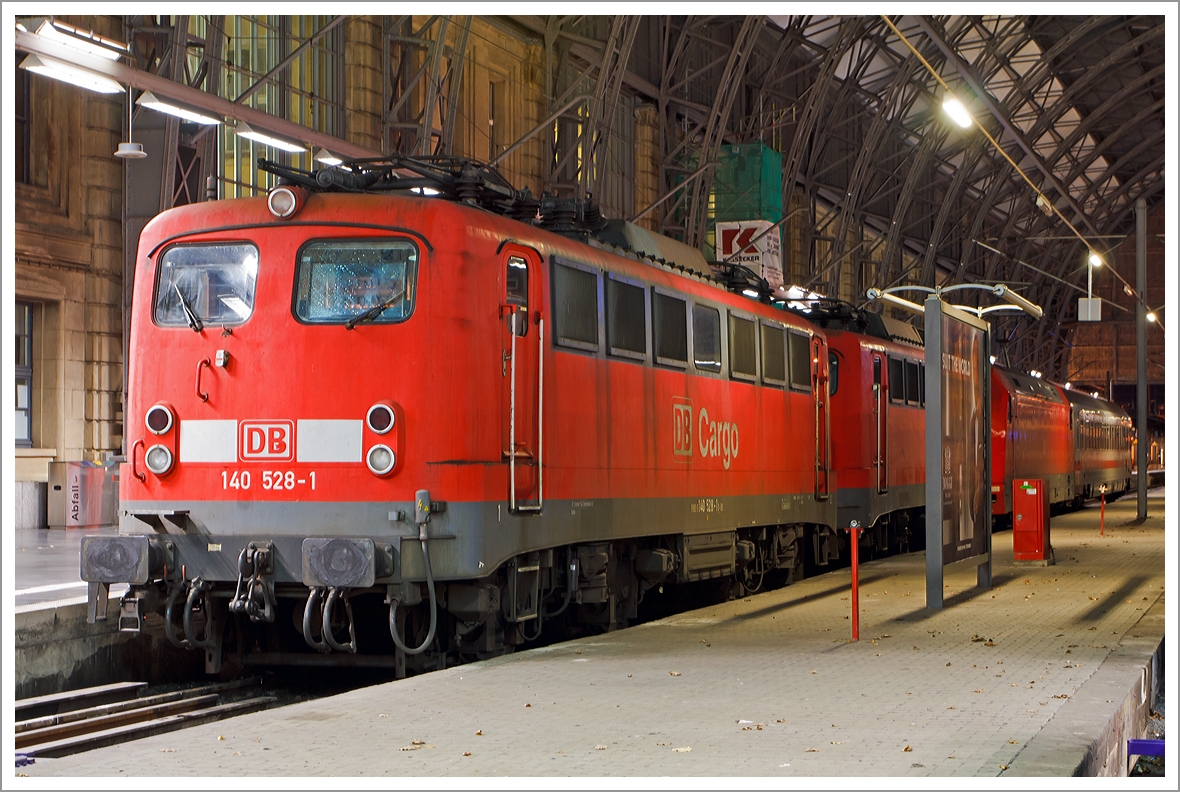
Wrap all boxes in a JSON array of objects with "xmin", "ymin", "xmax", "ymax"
[{"xmin": 240, "ymin": 420, "xmax": 294, "ymax": 461}]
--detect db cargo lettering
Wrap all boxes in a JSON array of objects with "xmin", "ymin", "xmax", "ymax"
[{"xmin": 697, "ymin": 407, "xmax": 739, "ymax": 470}]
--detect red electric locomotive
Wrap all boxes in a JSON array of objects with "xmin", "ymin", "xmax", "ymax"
[
  {"xmin": 82, "ymin": 157, "xmax": 837, "ymax": 672},
  {"xmin": 795, "ymin": 303, "xmax": 927, "ymax": 559}
]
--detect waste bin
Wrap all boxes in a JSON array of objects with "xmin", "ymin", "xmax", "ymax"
[
  {"xmin": 47, "ymin": 461, "xmax": 120, "ymax": 528},
  {"xmin": 1012, "ymin": 478, "xmax": 1053, "ymax": 565}
]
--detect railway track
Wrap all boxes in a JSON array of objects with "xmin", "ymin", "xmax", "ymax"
[{"xmin": 15, "ymin": 678, "xmax": 278, "ymax": 759}]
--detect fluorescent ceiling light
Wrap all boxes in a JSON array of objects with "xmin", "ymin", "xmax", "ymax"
[
  {"xmin": 314, "ymin": 148, "xmax": 343, "ymax": 166},
  {"xmin": 20, "ymin": 54, "xmax": 123, "ymax": 94},
  {"xmin": 942, "ymin": 96, "xmax": 972, "ymax": 128},
  {"xmin": 234, "ymin": 122, "xmax": 307, "ymax": 154},
  {"xmin": 31, "ymin": 18, "xmax": 127, "ymax": 60},
  {"xmin": 136, "ymin": 91, "xmax": 221, "ymax": 125}
]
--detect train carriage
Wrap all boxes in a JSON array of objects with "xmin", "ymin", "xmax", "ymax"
[{"xmin": 1064, "ymin": 388, "xmax": 1133, "ymax": 499}]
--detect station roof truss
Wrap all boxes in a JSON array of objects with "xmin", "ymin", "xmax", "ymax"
[{"xmin": 16, "ymin": 14, "xmax": 1164, "ymax": 378}]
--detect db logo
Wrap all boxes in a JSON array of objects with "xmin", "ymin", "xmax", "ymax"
[
  {"xmin": 240, "ymin": 421, "xmax": 294, "ymax": 461},
  {"xmin": 672, "ymin": 397, "xmax": 693, "ymax": 458}
]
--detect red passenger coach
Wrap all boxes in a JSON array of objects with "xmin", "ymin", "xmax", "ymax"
[
  {"xmin": 82, "ymin": 156, "xmax": 837, "ymax": 672},
  {"xmin": 1063, "ymin": 387, "xmax": 1133, "ymax": 499}
]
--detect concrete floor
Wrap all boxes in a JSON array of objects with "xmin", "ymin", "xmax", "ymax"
[
  {"xmin": 22, "ymin": 491, "xmax": 1164, "ymax": 777},
  {"xmin": 14, "ymin": 525, "xmax": 124, "ymax": 610}
]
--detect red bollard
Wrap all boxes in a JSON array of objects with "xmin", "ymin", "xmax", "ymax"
[
  {"xmin": 1100, "ymin": 491, "xmax": 1106, "ymax": 537},
  {"xmin": 849, "ymin": 525, "xmax": 860, "ymax": 642}
]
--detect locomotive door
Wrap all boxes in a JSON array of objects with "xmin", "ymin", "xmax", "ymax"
[
  {"xmin": 873, "ymin": 354, "xmax": 888, "ymax": 493},
  {"xmin": 813, "ymin": 336, "xmax": 830, "ymax": 499},
  {"xmin": 500, "ymin": 246, "xmax": 543, "ymax": 512}
]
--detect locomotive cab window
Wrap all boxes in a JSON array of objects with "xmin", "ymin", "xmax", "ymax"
[
  {"xmin": 155, "ymin": 242, "xmax": 259, "ymax": 327},
  {"xmin": 692, "ymin": 304, "xmax": 722, "ymax": 373},
  {"xmin": 653, "ymin": 290, "xmax": 688, "ymax": 367},
  {"xmin": 294, "ymin": 239, "xmax": 418, "ymax": 324},
  {"xmin": 828, "ymin": 351, "xmax": 839, "ymax": 396},
  {"xmin": 788, "ymin": 331, "xmax": 810, "ymax": 390},
  {"xmin": 505, "ymin": 256, "xmax": 528, "ymax": 336},
  {"xmin": 729, "ymin": 313, "xmax": 757, "ymax": 381},
  {"xmin": 761, "ymin": 322, "xmax": 786, "ymax": 386},
  {"xmin": 553, "ymin": 259, "xmax": 600, "ymax": 351},
  {"xmin": 607, "ymin": 275, "xmax": 647, "ymax": 359}
]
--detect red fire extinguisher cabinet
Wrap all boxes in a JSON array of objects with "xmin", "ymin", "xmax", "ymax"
[{"xmin": 1012, "ymin": 479, "xmax": 1053, "ymax": 564}]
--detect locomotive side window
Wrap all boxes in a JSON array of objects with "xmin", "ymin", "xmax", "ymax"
[
  {"xmin": 506, "ymin": 256, "xmax": 528, "ymax": 337},
  {"xmin": 888, "ymin": 356, "xmax": 904, "ymax": 402},
  {"xmin": 761, "ymin": 323, "xmax": 786, "ymax": 386},
  {"xmin": 294, "ymin": 239, "xmax": 418, "ymax": 324},
  {"xmin": 788, "ymin": 331, "xmax": 810, "ymax": 390},
  {"xmin": 553, "ymin": 261, "xmax": 599, "ymax": 351},
  {"xmin": 692, "ymin": 304, "xmax": 722, "ymax": 373},
  {"xmin": 918, "ymin": 363, "xmax": 925, "ymax": 405},
  {"xmin": 155, "ymin": 242, "xmax": 259, "ymax": 327},
  {"xmin": 729, "ymin": 313, "xmax": 757, "ymax": 381},
  {"xmin": 905, "ymin": 360, "xmax": 920, "ymax": 405},
  {"xmin": 653, "ymin": 290, "xmax": 688, "ymax": 367},
  {"xmin": 606, "ymin": 275, "xmax": 647, "ymax": 359},
  {"xmin": 828, "ymin": 352, "xmax": 839, "ymax": 396}
]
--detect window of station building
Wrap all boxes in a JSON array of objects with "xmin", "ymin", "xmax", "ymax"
[
  {"xmin": 828, "ymin": 352, "xmax": 840, "ymax": 397},
  {"xmin": 653, "ymin": 290, "xmax": 688, "ymax": 367},
  {"xmin": 692, "ymin": 304, "xmax": 722, "ymax": 373},
  {"xmin": 293, "ymin": 239, "xmax": 418, "ymax": 325},
  {"xmin": 729, "ymin": 313, "xmax": 757, "ymax": 381},
  {"xmin": 14, "ymin": 301, "xmax": 33, "ymax": 448},
  {"xmin": 606, "ymin": 275, "xmax": 647, "ymax": 359},
  {"xmin": 761, "ymin": 323, "xmax": 786, "ymax": 386},
  {"xmin": 905, "ymin": 359, "xmax": 920, "ymax": 405},
  {"xmin": 15, "ymin": 54, "xmax": 30, "ymax": 185},
  {"xmin": 788, "ymin": 331, "xmax": 811, "ymax": 390},
  {"xmin": 505, "ymin": 256, "xmax": 528, "ymax": 337},
  {"xmin": 156, "ymin": 243, "xmax": 261, "ymax": 327},
  {"xmin": 553, "ymin": 260, "xmax": 600, "ymax": 351},
  {"xmin": 216, "ymin": 15, "xmax": 344, "ymax": 197},
  {"xmin": 888, "ymin": 356, "xmax": 905, "ymax": 402}
]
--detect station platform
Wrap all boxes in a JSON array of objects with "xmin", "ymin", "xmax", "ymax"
[
  {"xmin": 14, "ymin": 525, "xmax": 125, "ymax": 612},
  {"xmin": 23, "ymin": 492, "xmax": 1165, "ymax": 778}
]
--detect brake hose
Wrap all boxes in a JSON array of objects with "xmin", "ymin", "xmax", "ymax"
[{"xmin": 388, "ymin": 525, "xmax": 438, "ymax": 655}]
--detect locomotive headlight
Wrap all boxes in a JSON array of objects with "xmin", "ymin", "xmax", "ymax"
[
  {"xmin": 145, "ymin": 403, "xmax": 174, "ymax": 434},
  {"xmin": 366, "ymin": 444, "xmax": 395, "ymax": 476},
  {"xmin": 366, "ymin": 403, "xmax": 395, "ymax": 434},
  {"xmin": 267, "ymin": 185, "xmax": 304, "ymax": 219},
  {"xmin": 144, "ymin": 444, "xmax": 174, "ymax": 476}
]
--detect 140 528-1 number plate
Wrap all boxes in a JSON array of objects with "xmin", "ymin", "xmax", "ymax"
[{"xmin": 221, "ymin": 470, "xmax": 317, "ymax": 491}]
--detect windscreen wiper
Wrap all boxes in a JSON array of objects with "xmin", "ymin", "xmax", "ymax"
[
  {"xmin": 174, "ymin": 283, "xmax": 203, "ymax": 332},
  {"xmin": 345, "ymin": 288, "xmax": 405, "ymax": 330}
]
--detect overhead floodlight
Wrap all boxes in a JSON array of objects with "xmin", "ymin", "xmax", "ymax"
[
  {"xmin": 20, "ymin": 53, "xmax": 123, "ymax": 94},
  {"xmin": 1146, "ymin": 312, "xmax": 1156, "ymax": 323},
  {"xmin": 234, "ymin": 122, "xmax": 307, "ymax": 154},
  {"xmin": 942, "ymin": 96, "xmax": 973, "ymax": 128},
  {"xmin": 1088, "ymin": 251, "xmax": 1103, "ymax": 268},
  {"xmin": 989, "ymin": 355, "xmax": 997, "ymax": 365},
  {"xmin": 1065, "ymin": 382, "xmax": 1072, "ymax": 389},
  {"xmin": 28, "ymin": 18, "xmax": 128, "ymax": 60},
  {"xmin": 314, "ymin": 147, "xmax": 343, "ymax": 166},
  {"xmin": 991, "ymin": 284, "xmax": 1044, "ymax": 319},
  {"xmin": 136, "ymin": 91, "xmax": 222, "ymax": 125}
]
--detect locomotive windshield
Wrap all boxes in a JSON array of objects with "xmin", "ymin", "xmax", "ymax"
[
  {"xmin": 294, "ymin": 239, "xmax": 418, "ymax": 325},
  {"xmin": 154, "ymin": 243, "xmax": 259, "ymax": 327}
]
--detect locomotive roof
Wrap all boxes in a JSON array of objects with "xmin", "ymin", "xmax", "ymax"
[{"xmin": 994, "ymin": 366, "xmax": 1067, "ymax": 405}]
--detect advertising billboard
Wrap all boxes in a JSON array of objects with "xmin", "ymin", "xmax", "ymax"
[
  {"xmin": 924, "ymin": 297, "xmax": 991, "ymax": 609},
  {"xmin": 715, "ymin": 220, "xmax": 783, "ymax": 290}
]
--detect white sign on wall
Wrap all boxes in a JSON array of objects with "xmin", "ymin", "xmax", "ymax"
[{"xmin": 716, "ymin": 220, "xmax": 783, "ymax": 290}]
